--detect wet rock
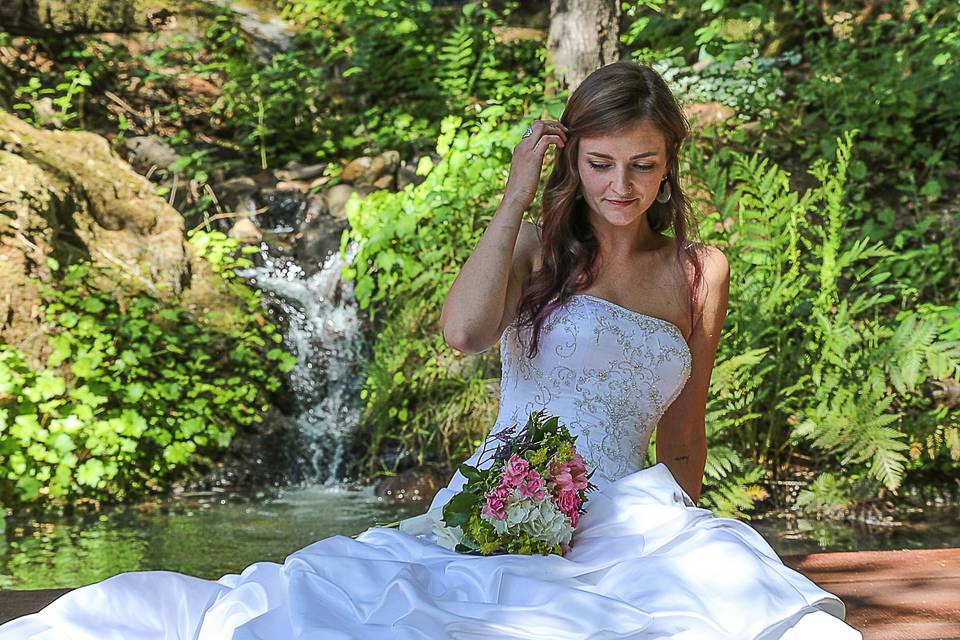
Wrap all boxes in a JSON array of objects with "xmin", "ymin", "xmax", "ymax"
[
  {"xmin": 275, "ymin": 179, "xmax": 311, "ymax": 193},
  {"xmin": 228, "ymin": 218, "xmax": 262, "ymax": 244},
  {"xmin": 123, "ymin": 135, "xmax": 178, "ymax": 172},
  {"xmin": 340, "ymin": 156, "xmax": 372, "ymax": 184},
  {"xmin": 397, "ymin": 158, "xmax": 426, "ymax": 190},
  {"xmin": 340, "ymin": 150, "xmax": 399, "ymax": 187},
  {"xmin": 374, "ymin": 466, "xmax": 446, "ymax": 503},
  {"xmin": 256, "ymin": 189, "xmax": 307, "ymax": 231},
  {"xmin": 177, "ymin": 409, "xmax": 314, "ymax": 492},
  {"xmin": 275, "ymin": 162, "xmax": 328, "ymax": 183},
  {"xmin": 294, "ymin": 217, "xmax": 348, "ymax": 272},
  {"xmin": 216, "ymin": 176, "xmax": 259, "ymax": 211},
  {"xmin": 218, "ymin": 176, "xmax": 258, "ymax": 197},
  {"xmin": 302, "ymin": 193, "xmax": 329, "ymax": 226}
]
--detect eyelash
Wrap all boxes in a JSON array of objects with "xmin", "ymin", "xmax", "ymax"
[{"xmin": 588, "ymin": 162, "xmax": 655, "ymax": 171}]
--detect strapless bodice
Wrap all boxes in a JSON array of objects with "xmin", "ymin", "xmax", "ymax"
[{"xmin": 431, "ymin": 294, "xmax": 692, "ymax": 507}]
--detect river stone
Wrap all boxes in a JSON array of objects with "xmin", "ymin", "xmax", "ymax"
[
  {"xmin": 294, "ymin": 215, "xmax": 348, "ymax": 274},
  {"xmin": 325, "ymin": 183, "xmax": 359, "ymax": 221},
  {"xmin": 275, "ymin": 162, "xmax": 328, "ymax": 183},
  {"xmin": 397, "ymin": 159, "xmax": 421, "ymax": 190},
  {"xmin": 340, "ymin": 150, "xmax": 400, "ymax": 187},
  {"xmin": 275, "ymin": 179, "xmax": 310, "ymax": 193},
  {"xmin": 123, "ymin": 135, "xmax": 178, "ymax": 172},
  {"xmin": 340, "ymin": 156, "xmax": 372, "ymax": 184},
  {"xmin": 302, "ymin": 193, "xmax": 329, "ymax": 227},
  {"xmin": 374, "ymin": 466, "xmax": 446, "ymax": 503}
]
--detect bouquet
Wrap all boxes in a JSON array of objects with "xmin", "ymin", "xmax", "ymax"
[{"xmin": 433, "ymin": 409, "xmax": 595, "ymax": 556}]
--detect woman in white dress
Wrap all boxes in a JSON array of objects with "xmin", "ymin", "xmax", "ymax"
[{"xmin": 0, "ymin": 61, "xmax": 863, "ymax": 639}]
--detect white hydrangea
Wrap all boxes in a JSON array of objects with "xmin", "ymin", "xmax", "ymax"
[
  {"xmin": 479, "ymin": 488, "xmax": 574, "ymax": 549},
  {"xmin": 522, "ymin": 498, "xmax": 574, "ymax": 548}
]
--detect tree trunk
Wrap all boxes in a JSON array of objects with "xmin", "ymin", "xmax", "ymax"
[
  {"xmin": 0, "ymin": 0, "xmax": 171, "ymax": 37},
  {"xmin": 546, "ymin": 0, "xmax": 622, "ymax": 96}
]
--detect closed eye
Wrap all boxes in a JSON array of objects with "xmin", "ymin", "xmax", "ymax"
[{"xmin": 588, "ymin": 162, "xmax": 655, "ymax": 171}]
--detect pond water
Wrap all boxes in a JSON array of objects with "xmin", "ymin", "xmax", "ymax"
[
  {"xmin": 2, "ymin": 487, "xmax": 957, "ymax": 590},
  {"xmin": 0, "ymin": 485, "xmax": 420, "ymax": 591}
]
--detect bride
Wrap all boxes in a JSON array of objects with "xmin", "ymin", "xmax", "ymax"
[{"xmin": 0, "ymin": 61, "xmax": 863, "ymax": 639}]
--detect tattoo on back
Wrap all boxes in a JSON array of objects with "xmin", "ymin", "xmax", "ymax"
[{"xmin": 673, "ymin": 455, "xmax": 689, "ymax": 462}]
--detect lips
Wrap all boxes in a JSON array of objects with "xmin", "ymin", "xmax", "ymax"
[{"xmin": 606, "ymin": 198, "xmax": 636, "ymax": 206}]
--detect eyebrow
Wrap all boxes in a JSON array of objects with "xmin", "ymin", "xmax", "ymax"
[{"xmin": 585, "ymin": 151, "xmax": 658, "ymax": 159}]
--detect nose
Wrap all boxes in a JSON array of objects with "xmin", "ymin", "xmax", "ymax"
[{"xmin": 611, "ymin": 168, "xmax": 633, "ymax": 197}]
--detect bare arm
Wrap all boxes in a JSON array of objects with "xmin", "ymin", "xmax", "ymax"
[
  {"xmin": 656, "ymin": 245, "xmax": 730, "ymax": 504},
  {"xmin": 441, "ymin": 210, "xmax": 539, "ymax": 355},
  {"xmin": 441, "ymin": 119, "xmax": 565, "ymax": 354}
]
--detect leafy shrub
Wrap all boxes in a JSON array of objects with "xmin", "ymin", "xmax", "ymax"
[
  {"xmin": 0, "ymin": 232, "xmax": 296, "ymax": 508},
  {"xmin": 686, "ymin": 130, "xmax": 960, "ymax": 517},
  {"xmin": 340, "ymin": 95, "xmax": 566, "ymax": 475},
  {"xmin": 784, "ymin": 3, "xmax": 960, "ymax": 206}
]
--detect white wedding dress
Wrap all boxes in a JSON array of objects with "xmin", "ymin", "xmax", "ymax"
[{"xmin": 0, "ymin": 293, "xmax": 863, "ymax": 639}]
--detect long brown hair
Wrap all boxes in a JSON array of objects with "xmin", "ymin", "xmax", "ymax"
[{"xmin": 516, "ymin": 60, "xmax": 704, "ymax": 359}]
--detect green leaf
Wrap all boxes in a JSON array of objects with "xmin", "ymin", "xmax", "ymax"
[
  {"xmin": 27, "ymin": 372, "xmax": 66, "ymax": 402},
  {"xmin": 11, "ymin": 414, "xmax": 41, "ymax": 441},
  {"xmin": 124, "ymin": 382, "xmax": 146, "ymax": 403},
  {"xmin": 457, "ymin": 463, "xmax": 482, "ymax": 484},
  {"xmin": 442, "ymin": 490, "xmax": 481, "ymax": 527},
  {"xmin": 80, "ymin": 297, "xmax": 106, "ymax": 313},
  {"xmin": 49, "ymin": 432, "xmax": 75, "ymax": 455},
  {"xmin": 76, "ymin": 458, "xmax": 105, "ymax": 487},
  {"xmin": 15, "ymin": 475, "xmax": 41, "ymax": 501},
  {"xmin": 47, "ymin": 334, "xmax": 72, "ymax": 367}
]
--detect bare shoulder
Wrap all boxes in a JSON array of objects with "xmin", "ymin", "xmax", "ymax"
[
  {"xmin": 690, "ymin": 243, "xmax": 729, "ymax": 335},
  {"xmin": 699, "ymin": 243, "xmax": 729, "ymax": 284}
]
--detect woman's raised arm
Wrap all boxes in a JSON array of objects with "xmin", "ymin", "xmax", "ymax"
[{"xmin": 440, "ymin": 119, "xmax": 565, "ymax": 354}]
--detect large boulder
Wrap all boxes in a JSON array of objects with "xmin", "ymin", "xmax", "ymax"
[{"xmin": 0, "ymin": 110, "xmax": 198, "ymax": 362}]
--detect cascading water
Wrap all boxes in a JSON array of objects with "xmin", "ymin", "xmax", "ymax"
[{"xmin": 236, "ymin": 238, "xmax": 366, "ymax": 485}]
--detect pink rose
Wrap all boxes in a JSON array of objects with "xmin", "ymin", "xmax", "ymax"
[
  {"xmin": 519, "ymin": 469, "xmax": 546, "ymax": 500},
  {"xmin": 552, "ymin": 457, "xmax": 589, "ymax": 493},
  {"xmin": 502, "ymin": 454, "xmax": 530, "ymax": 488},
  {"xmin": 552, "ymin": 468, "xmax": 571, "ymax": 493},
  {"xmin": 482, "ymin": 493, "xmax": 506, "ymax": 520},
  {"xmin": 556, "ymin": 489, "xmax": 581, "ymax": 520}
]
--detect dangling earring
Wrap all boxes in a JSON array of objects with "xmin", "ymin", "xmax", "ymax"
[{"xmin": 655, "ymin": 176, "xmax": 672, "ymax": 204}]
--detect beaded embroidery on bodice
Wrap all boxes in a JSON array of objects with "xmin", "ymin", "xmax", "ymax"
[{"xmin": 477, "ymin": 294, "xmax": 692, "ymax": 490}]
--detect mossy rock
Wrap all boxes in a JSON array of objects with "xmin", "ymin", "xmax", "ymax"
[{"xmin": 0, "ymin": 109, "xmax": 240, "ymax": 362}]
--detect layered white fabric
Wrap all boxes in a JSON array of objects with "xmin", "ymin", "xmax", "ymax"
[{"xmin": 0, "ymin": 293, "xmax": 864, "ymax": 639}]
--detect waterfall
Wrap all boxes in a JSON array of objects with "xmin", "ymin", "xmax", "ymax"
[{"xmin": 236, "ymin": 239, "xmax": 366, "ymax": 484}]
